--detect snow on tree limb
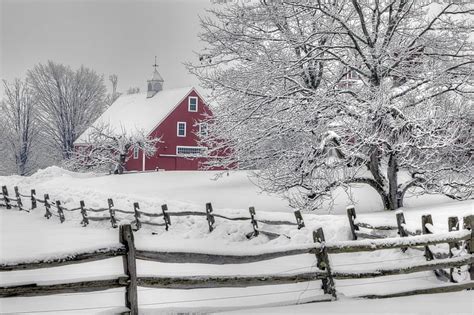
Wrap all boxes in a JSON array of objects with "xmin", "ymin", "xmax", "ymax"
[
  {"xmin": 67, "ymin": 123, "xmax": 161, "ymax": 174},
  {"xmin": 188, "ymin": 0, "xmax": 473, "ymax": 211}
]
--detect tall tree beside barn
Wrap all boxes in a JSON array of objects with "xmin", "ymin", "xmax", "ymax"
[
  {"xmin": 27, "ymin": 61, "xmax": 107, "ymax": 160},
  {"xmin": 0, "ymin": 79, "xmax": 39, "ymax": 175},
  {"xmin": 189, "ymin": 0, "xmax": 473, "ymax": 210}
]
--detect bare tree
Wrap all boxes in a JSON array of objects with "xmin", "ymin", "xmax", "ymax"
[
  {"xmin": 69, "ymin": 123, "xmax": 160, "ymax": 174},
  {"xmin": 108, "ymin": 74, "xmax": 121, "ymax": 105},
  {"xmin": 189, "ymin": 1, "xmax": 473, "ymax": 210},
  {"xmin": 0, "ymin": 79, "xmax": 39, "ymax": 175},
  {"xmin": 27, "ymin": 61, "xmax": 107, "ymax": 160}
]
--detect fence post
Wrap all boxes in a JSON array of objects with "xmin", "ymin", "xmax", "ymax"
[
  {"xmin": 161, "ymin": 204, "xmax": 171, "ymax": 231},
  {"xmin": 294, "ymin": 210, "xmax": 305, "ymax": 229},
  {"xmin": 133, "ymin": 202, "xmax": 141, "ymax": 231},
  {"xmin": 347, "ymin": 206, "xmax": 358, "ymax": 240},
  {"xmin": 55, "ymin": 201, "xmax": 65, "ymax": 223},
  {"xmin": 80, "ymin": 201, "xmax": 89, "ymax": 227},
  {"xmin": 108, "ymin": 198, "xmax": 118, "ymax": 228},
  {"xmin": 30, "ymin": 189, "xmax": 37, "ymax": 210},
  {"xmin": 249, "ymin": 206, "xmax": 259, "ymax": 237},
  {"xmin": 313, "ymin": 228, "xmax": 337, "ymax": 299},
  {"xmin": 463, "ymin": 215, "xmax": 473, "ymax": 280},
  {"xmin": 205, "ymin": 202, "xmax": 215, "ymax": 232},
  {"xmin": 119, "ymin": 224, "xmax": 138, "ymax": 314},
  {"xmin": 44, "ymin": 194, "xmax": 52, "ymax": 219},
  {"xmin": 14, "ymin": 186, "xmax": 23, "ymax": 210},
  {"xmin": 2, "ymin": 186, "xmax": 11, "ymax": 209},
  {"xmin": 448, "ymin": 216, "xmax": 459, "ymax": 282},
  {"xmin": 422, "ymin": 214, "xmax": 434, "ymax": 261},
  {"xmin": 396, "ymin": 211, "xmax": 408, "ymax": 252}
]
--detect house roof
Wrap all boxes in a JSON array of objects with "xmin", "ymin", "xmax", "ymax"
[{"xmin": 75, "ymin": 86, "xmax": 194, "ymax": 144}]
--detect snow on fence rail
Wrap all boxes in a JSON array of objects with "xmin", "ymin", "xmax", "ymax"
[
  {"xmin": 0, "ymin": 185, "xmax": 304, "ymax": 239},
  {"xmin": 347, "ymin": 206, "xmax": 474, "ymax": 282},
  {"xmin": 0, "ymin": 220, "xmax": 473, "ymax": 313}
]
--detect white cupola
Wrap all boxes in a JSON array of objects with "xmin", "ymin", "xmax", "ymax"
[{"xmin": 147, "ymin": 57, "xmax": 164, "ymax": 98}]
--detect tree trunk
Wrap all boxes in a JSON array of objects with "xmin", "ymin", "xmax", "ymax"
[
  {"xmin": 368, "ymin": 147, "xmax": 385, "ymax": 186},
  {"xmin": 387, "ymin": 153, "xmax": 399, "ymax": 210}
]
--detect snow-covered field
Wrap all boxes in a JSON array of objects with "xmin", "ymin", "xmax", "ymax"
[{"xmin": 0, "ymin": 168, "xmax": 473, "ymax": 314}]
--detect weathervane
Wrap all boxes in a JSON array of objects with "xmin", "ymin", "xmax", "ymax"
[{"xmin": 152, "ymin": 56, "xmax": 158, "ymax": 70}]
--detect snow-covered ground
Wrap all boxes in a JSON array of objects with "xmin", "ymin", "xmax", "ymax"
[
  {"xmin": 0, "ymin": 166, "xmax": 453, "ymax": 215},
  {"xmin": 0, "ymin": 168, "xmax": 472, "ymax": 314}
]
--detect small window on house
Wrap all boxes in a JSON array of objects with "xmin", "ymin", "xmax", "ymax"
[
  {"xmin": 133, "ymin": 147, "xmax": 139, "ymax": 159},
  {"xmin": 199, "ymin": 123, "xmax": 208, "ymax": 137},
  {"xmin": 188, "ymin": 97, "xmax": 198, "ymax": 112},
  {"xmin": 177, "ymin": 122, "xmax": 186, "ymax": 137}
]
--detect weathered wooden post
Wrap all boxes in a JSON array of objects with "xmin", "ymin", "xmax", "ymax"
[
  {"xmin": 463, "ymin": 215, "xmax": 473, "ymax": 280},
  {"xmin": 119, "ymin": 224, "xmax": 138, "ymax": 314},
  {"xmin": 55, "ymin": 201, "xmax": 65, "ymax": 223},
  {"xmin": 313, "ymin": 228, "xmax": 337, "ymax": 299},
  {"xmin": 14, "ymin": 186, "xmax": 23, "ymax": 210},
  {"xmin": 80, "ymin": 201, "xmax": 89, "ymax": 227},
  {"xmin": 249, "ymin": 206, "xmax": 259, "ymax": 237},
  {"xmin": 133, "ymin": 202, "xmax": 141, "ymax": 231},
  {"xmin": 2, "ymin": 186, "xmax": 11, "ymax": 209},
  {"xmin": 43, "ymin": 194, "xmax": 52, "ymax": 219},
  {"xmin": 30, "ymin": 189, "xmax": 37, "ymax": 210},
  {"xmin": 205, "ymin": 202, "xmax": 215, "ymax": 232},
  {"xmin": 347, "ymin": 206, "xmax": 358, "ymax": 240},
  {"xmin": 396, "ymin": 211, "xmax": 408, "ymax": 252},
  {"xmin": 448, "ymin": 216, "xmax": 460, "ymax": 282},
  {"xmin": 294, "ymin": 210, "xmax": 305, "ymax": 229},
  {"xmin": 161, "ymin": 204, "xmax": 171, "ymax": 231},
  {"xmin": 108, "ymin": 198, "xmax": 118, "ymax": 228},
  {"xmin": 422, "ymin": 214, "xmax": 434, "ymax": 261}
]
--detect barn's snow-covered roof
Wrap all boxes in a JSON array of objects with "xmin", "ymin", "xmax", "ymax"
[{"xmin": 75, "ymin": 86, "xmax": 194, "ymax": 144}]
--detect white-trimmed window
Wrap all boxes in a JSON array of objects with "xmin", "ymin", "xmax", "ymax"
[
  {"xmin": 199, "ymin": 122, "xmax": 208, "ymax": 137},
  {"xmin": 177, "ymin": 122, "xmax": 186, "ymax": 137},
  {"xmin": 176, "ymin": 146, "xmax": 206, "ymax": 156},
  {"xmin": 188, "ymin": 96, "xmax": 198, "ymax": 112},
  {"xmin": 133, "ymin": 147, "xmax": 139, "ymax": 159}
]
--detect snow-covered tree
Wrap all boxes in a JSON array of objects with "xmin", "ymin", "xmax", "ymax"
[
  {"xmin": 69, "ymin": 123, "xmax": 160, "ymax": 174},
  {"xmin": 189, "ymin": 0, "xmax": 473, "ymax": 210},
  {"xmin": 27, "ymin": 61, "xmax": 107, "ymax": 160},
  {"xmin": 0, "ymin": 79, "xmax": 39, "ymax": 175}
]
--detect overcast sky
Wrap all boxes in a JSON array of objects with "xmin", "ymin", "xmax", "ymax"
[{"xmin": 0, "ymin": 0, "xmax": 215, "ymax": 97}]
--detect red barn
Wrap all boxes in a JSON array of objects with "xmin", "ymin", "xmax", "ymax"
[{"xmin": 75, "ymin": 67, "xmax": 223, "ymax": 171}]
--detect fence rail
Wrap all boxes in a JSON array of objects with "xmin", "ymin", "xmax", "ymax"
[
  {"xmin": 0, "ymin": 185, "xmax": 304, "ymax": 239},
  {"xmin": 1, "ymin": 185, "xmax": 473, "ymax": 313},
  {"xmin": 0, "ymin": 216, "xmax": 472, "ymax": 313},
  {"xmin": 347, "ymin": 205, "xmax": 473, "ymax": 282}
]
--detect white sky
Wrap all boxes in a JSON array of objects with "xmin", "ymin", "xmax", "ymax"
[{"xmin": 0, "ymin": 0, "xmax": 216, "ymax": 97}]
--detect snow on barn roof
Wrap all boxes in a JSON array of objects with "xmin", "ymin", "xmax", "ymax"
[{"xmin": 75, "ymin": 86, "xmax": 194, "ymax": 144}]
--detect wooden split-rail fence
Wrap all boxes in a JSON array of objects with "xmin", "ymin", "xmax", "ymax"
[
  {"xmin": 347, "ymin": 206, "xmax": 474, "ymax": 282},
  {"xmin": 0, "ymin": 220, "xmax": 472, "ymax": 314},
  {"xmin": 0, "ymin": 185, "xmax": 305, "ymax": 239}
]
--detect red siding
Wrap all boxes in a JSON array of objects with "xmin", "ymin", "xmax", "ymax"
[{"xmin": 125, "ymin": 89, "xmax": 221, "ymax": 171}]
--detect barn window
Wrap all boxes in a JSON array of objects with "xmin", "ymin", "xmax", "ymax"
[
  {"xmin": 176, "ymin": 146, "xmax": 206, "ymax": 156},
  {"xmin": 188, "ymin": 97, "xmax": 198, "ymax": 112},
  {"xmin": 133, "ymin": 147, "xmax": 139, "ymax": 159},
  {"xmin": 199, "ymin": 123, "xmax": 208, "ymax": 136},
  {"xmin": 177, "ymin": 122, "xmax": 186, "ymax": 137}
]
